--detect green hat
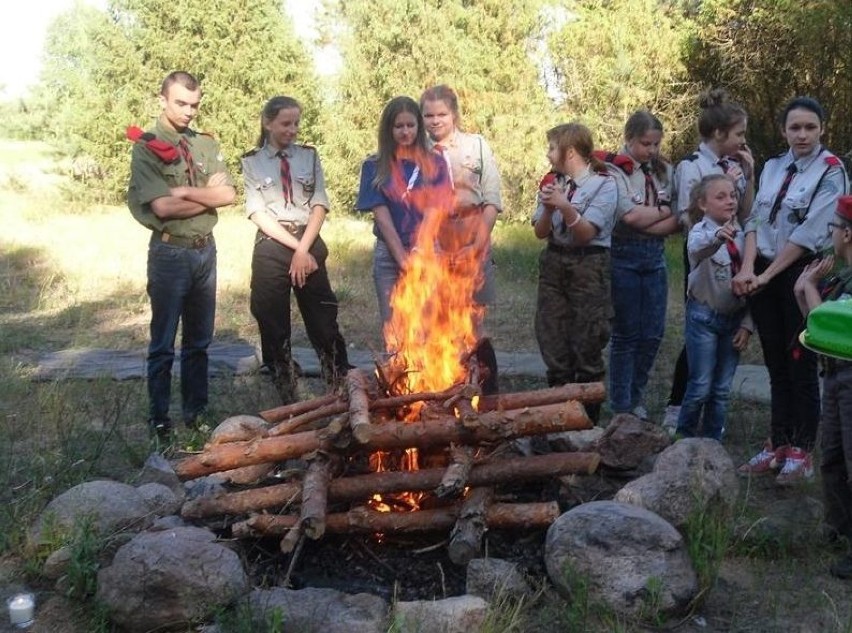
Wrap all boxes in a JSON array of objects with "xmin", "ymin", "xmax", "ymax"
[{"xmin": 799, "ymin": 299, "xmax": 852, "ymax": 361}]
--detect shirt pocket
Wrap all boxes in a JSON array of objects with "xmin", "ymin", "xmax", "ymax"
[
  {"xmin": 710, "ymin": 249, "xmax": 732, "ymax": 282},
  {"xmin": 459, "ymin": 155, "xmax": 481, "ymax": 186},
  {"xmin": 256, "ymin": 177, "xmax": 283, "ymax": 206},
  {"xmin": 786, "ymin": 194, "xmax": 810, "ymax": 225},
  {"xmin": 293, "ymin": 166, "xmax": 316, "ymax": 204}
]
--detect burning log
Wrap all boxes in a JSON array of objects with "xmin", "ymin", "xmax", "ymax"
[
  {"xmin": 232, "ymin": 501, "xmax": 560, "ymax": 537},
  {"xmin": 174, "ymin": 400, "xmax": 592, "ymax": 480},
  {"xmin": 448, "ymin": 487, "xmax": 493, "ymax": 565},
  {"xmin": 181, "ymin": 452, "xmax": 600, "ymax": 519},
  {"xmin": 434, "ymin": 445, "xmax": 474, "ymax": 499}
]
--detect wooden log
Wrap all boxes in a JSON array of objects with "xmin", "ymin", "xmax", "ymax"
[
  {"xmin": 181, "ymin": 451, "xmax": 599, "ymax": 518},
  {"xmin": 269, "ymin": 401, "xmax": 347, "ymax": 436},
  {"xmin": 448, "ymin": 487, "xmax": 493, "ymax": 565},
  {"xmin": 260, "ymin": 393, "xmax": 341, "ymax": 424},
  {"xmin": 300, "ymin": 452, "xmax": 335, "ymax": 540},
  {"xmin": 478, "ymin": 382, "xmax": 605, "ymax": 412},
  {"xmin": 176, "ymin": 400, "xmax": 593, "ymax": 480},
  {"xmin": 434, "ymin": 445, "xmax": 474, "ymax": 499},
  {"xmin": 232, "ymin": 501, "xmax": 559, "ymax": 538},
  {"xmin": 346, "ymin": 369, "xmax": 374, "ymax": 443}
]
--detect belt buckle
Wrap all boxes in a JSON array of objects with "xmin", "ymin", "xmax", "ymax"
[{"xmin": 192, "ymin": 235, "xmax": 208, "ymax": 248}]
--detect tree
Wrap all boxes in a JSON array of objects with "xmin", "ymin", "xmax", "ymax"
[
  {"xmin": 37, "ymin": 0, "xmax": 320, "ymax": 200},
  {"xmin": 318, "ymin": 0, "xmax": 555, "ymax": 221},
  {"xmin": 685, "ymin": 0, "xmax": 852, "ymax": 166},
  {"xmin": 546, "ymin": 0, "xmax": 697, "ymax": 160}
]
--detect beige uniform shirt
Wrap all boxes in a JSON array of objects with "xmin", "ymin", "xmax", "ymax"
[
  {"xmin": 433, "ymin": 130, "xmax": 502, "ymax": 211},
  {"xmin": 241, "ymin": 143, "xmax": 330, "ymax": 225}
]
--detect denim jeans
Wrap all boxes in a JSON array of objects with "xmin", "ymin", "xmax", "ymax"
[
  {"xmin": 146, "ymin": 237, "xmax": 217, "ymax": 423},
  {"xmin": 609, "ymin": 237, "xmax": 667, "ymax": 413},
  {"xmin": 373, "ymin": 239, "xmax": 403, "ymax": 333},
  {"xmin": 676, "ymin": 299, "xmax": 742, "ymax": 440}
]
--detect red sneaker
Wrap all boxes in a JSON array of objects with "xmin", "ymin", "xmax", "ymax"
[
  {"xmin": 775, "ymin": 447, "xmax": 814, "ymax": 486},
  {"xmin": 738, "ymin": 442, "xmax": 788, "ymax": 475}
]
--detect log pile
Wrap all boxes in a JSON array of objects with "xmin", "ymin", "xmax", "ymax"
[{"xmin": 175, "ymin": 370, "xmax": 605, "ymax": 565}]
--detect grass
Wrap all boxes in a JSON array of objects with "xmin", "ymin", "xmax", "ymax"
[{"xmin": 1, "ymin": 138, "xmax": 852, "ymax": 631}]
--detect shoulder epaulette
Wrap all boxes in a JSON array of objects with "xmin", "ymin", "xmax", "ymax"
[
  {"xmin": 592, "ymin": 150, "xmax": 634, "ymax": 175},
  {"xmin": 683, "ymin": 152, "xmax": 700, "ymax": 162},
  {"xmin": 125, "ymin": 125, "xmax": 179, "ymax": 163},
  {"xmin": 826, "ymin": 156, "xmax": 842, "ymax": 167},
  {"xmin": 296, "ymin": 143, "xmax": 316, "ymax": 151},
  {"xmin": 241, "ymin": 147, "xmax": 261, "ymax": 159}
]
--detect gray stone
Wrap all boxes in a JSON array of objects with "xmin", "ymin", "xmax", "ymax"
[
  {"xmin": 208, "ymin": 414, "xmax": 270, "ymax": 444},
  {"xmin": 466, "ymin": 558, "xmax": 531, "ymax": 601},
  {"xmin": 595, "ymin": 414, "xmax": 670, "ymax": 470},
  {"xmin": 150, "ymin": 515, "xmax": 188, "ymax": 531},
  {"xmin": 136, "ymin": 482, "xmax": 181, "ymax": 516},
  {"xmin": 248, "ymin": 587, "xmax": 388, "ymax": 633},
  {"xmin": 29, "ymin": 480, "xmax": 153, "ymax": 547},
  {"xmin": 393, "ymin": 595, "xmax": 489, "ymax": 633},
  {"xmin": 42, "ymin": 545, "xmax": 72, "ymax": 580},
  {"xmin": 545, "ymin": 500, "xmax": 698, "ymax": 618},
  {"xmin": 737, "ymin": 496, "xmax": 824, "ymax": 550},
  {"xmin": 96, "ymin": 526, "xmax": 248, "ymax": 633},
  {"xmin": 138, "ymin": 453, "xmax": 184, "ymax": 499},
  {"xmin": 615, "ymin": 438, "xmax": 738, "ymax": 530}
]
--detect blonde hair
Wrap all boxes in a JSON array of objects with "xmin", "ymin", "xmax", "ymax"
[{"xmin": 688, "ymin": 173, "xmax": 732, "ymax": 225}]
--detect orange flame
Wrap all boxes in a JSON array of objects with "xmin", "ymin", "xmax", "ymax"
[{"xmin": 383, "ymin": 156, "xmax": 486, "ymax": 395}]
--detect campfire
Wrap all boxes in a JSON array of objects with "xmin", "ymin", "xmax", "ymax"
[{"xmin": 174, "ymin": 189, "xmax": 605, "ymax": 569}]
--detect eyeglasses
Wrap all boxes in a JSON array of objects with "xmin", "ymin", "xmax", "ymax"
[{"xmin": 828, "ymin": 221, "xmax": 850, "ymax": 234}]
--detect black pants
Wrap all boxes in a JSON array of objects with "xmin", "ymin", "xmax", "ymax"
[
  {"xmin": 749, "ymin": 256, "xmax": 820, "ymax": 450},
  {"xmin": 250, "ymin": 236, "xmax": 350, "ymax": 386},
  {"xmin": 821, "ymin": 365, "xmax": 852, "ymax": 539}
]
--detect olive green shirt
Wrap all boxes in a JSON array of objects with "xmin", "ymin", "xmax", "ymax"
[{"xmin": 127, "ymin": 118, "xmax": 233, "ymax": 238}]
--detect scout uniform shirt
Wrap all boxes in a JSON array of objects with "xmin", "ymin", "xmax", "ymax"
[
  {"xmin": 127, "ymin": 118, "xmax": 232, "ymax": 238},
  {"xmin": 747, "ymin": 146, "xmax": 848, "ymax": 260},
  {"xmin": 532, "ymin": 167, "xmax": 618, "ymax": 248},
  {"xmin": 674, "ymin": 142, "xmax": 747, "ymax": 224},
  {"xmin": 608, "ymin": 147, "xmax": 675, "ymax": 240},
  {"xmin": 241, "ymin": 143, "xmax": 330, "ymax": 226},
  {"xmin": 687, "ymin": 216, "xmax": 753, "ymax": 328},
  {"xmin": 432, "ymin": 130, "xmax": 503, "ymax": 211}
]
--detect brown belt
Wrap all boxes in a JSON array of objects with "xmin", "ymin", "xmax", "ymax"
[
  {"xmin": 152, "ymin": 231, "xmax": 213, "ymax": 249},
  {"xmin": 547, "ymin": 242, "xmax": 607, "ymax": 256}
]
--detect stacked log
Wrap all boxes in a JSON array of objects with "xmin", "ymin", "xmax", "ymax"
[{"xmin": 174, "ymin": 372, "xmax": 605, "ymax": 565}]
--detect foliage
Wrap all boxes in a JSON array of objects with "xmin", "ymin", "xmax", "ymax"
[
  {"xmin": 317, "ymin": 0, "xmax": 555, "ymax": 221},
  {"xmin": 685, "ymin": 0, "xmax": 852, "ymax": 167},
  {"xmin": 65, "ymin": 515, "xmax": 103, "ymax": 598},
  {"xmin": 36, "ymin": 0, "xmax": 320, "ymax": 200},
  {"xmin": 547, "ymin": 0, "xmax": 698, "ymax": 160}
]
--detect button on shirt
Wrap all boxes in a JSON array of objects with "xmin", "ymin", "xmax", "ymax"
[
  {"xmin": 127, "ymin": 119, "xmax": 232, "ymax": 238},
  {"xmin": 241, "ymin": 143, "xmax": 330, "ymax": 226},
  {"xmin": 531, "ymin": 167, "xmax": 618, "ymax": 248},
  {"xmin": 746, "ymin": 147, "xmax": 848, "ymax": 260},
  {"xmin": 432, "ymin": 130, "xmax": 503, "ymax": 211},
  {"xmin": 609, "ymin": 148, "xmax": 675, "ymax": 240},
  {"xmin": 674, "ymin": 142, "xmax": 747, "ymax": 224}
]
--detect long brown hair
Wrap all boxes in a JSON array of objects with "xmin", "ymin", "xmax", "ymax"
[
  {"xmin": 373, "ymin": 96, "xmax": 434, "ymax": 188},
  {"xmin": 624, "ymin": 110, "xmax": 669, "ymax": 182},
  {"xmin": 547, "ymin": 123, "xmax": 607, "ymax": 174}
]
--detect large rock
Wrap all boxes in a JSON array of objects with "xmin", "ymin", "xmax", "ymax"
[
  {"xmin": 97, "ymin": 526, "xmax": 249, "ymax": 632},
  {"xmin": 393, "ymin": 595, "xmax": 489, "ymax": 633},
  {"xmin": 595, "ymin": 414, "xmax": 670, "ymax": 470},
  {"xmin": 247, "ymin": 587, "xmax": 388, "ymax": 633},
  {"xmin": 466, "ymin": 558, "xmax": 532, "ymax": 601},
  {"xmin": 615, "ymin": 438, "xmax": 738, "ymax": 530},
  {"xmin": 545, "ymin": 501, "xmax": 698, "ymax": 618},
  {"xmin": 29, "ymin": 480, "xmax": 154, "ymax": 547},
  {"xmin": 208, "ymin": 415, "xmax": 276, "ymax": 484}
]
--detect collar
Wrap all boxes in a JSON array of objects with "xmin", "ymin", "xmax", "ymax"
[
  {"xmin": 787, "ymin": 145, "xmax": 825, "ymax": 171},
  {"xmin": 621, "ymin": 145, "xmax": 642, "ymax": 170},
  {"xmin": 264, "ymin": 143, "xmax": 292, "ymax": 158},
  {"xmin": 697, "ymin": 142, "xmax": 723, "ymax": 164},
  {"xmin": 434, "ymin": 129, "xmax": 460, "ymax": 149},
  {"xmin": 572, "ymin": 165, "xmax": 593, "ymax": 186},
  {"xmin": 155, "ymin": 116, "xmax": 194, "ymax": 144}
]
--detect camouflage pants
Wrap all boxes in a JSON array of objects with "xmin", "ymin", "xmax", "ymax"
[{"xmin": 535, "ymin": 246, "xmax": 613, "ymax": 389}]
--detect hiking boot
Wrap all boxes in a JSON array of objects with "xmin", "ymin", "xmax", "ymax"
[
  {"xmin": 632, "ymin": 405, "xmax": 649, "ymax": 421},
  {"xmin": 775, "ymin": 447, "xmax": 814, "ymax": 486},
  {"xmin": 662, "ymin": 405, "xmax": 679, "ymax": 437},
  {"xmin": 830, "ymin": 554, "xmax": 852, "ymax": 580},
  {"xmin": 738, "ymin": 442, "xmax": 787, "ymax": 475},
  {"xmin": 148, "ymin": 419, "xmax": 172, "ymax": 442}
]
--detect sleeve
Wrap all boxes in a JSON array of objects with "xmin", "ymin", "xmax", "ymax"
[
  {"xmin": 531, "ymin": 194, "xmax": 548, "ymax": 226},
  {"xmin": 581, "ymin": 177, "xmax": 618, "ymax": 236},
  {"xmin": 130, "ymin": 145, "xmax": 171, "ymax": 206},
  {"xmin": 687, "ymin": 221, "xmax": 723, "ymax": 265},
  {"xmin": 309, "ymin": 150, "xmax": 331, "ymax": 212},
  {"xmin": 478, "ymin": 137, "xmax": 503, "ymax": 210},
  {"xmin": 355, "ymin": 159, "xmax": 387, "ymax": 212},
  {"xmin": 609, "ymin": 167, "xmax": 636, "ymax": 219},
  {"xmin": 674, "ymin": 159, "xmax": 700, "ymax": 221},
  {"xmin": 788, "ymin": 165, "xmax": 848, "ymax": 252},
  {"xmin": 241, "ymin": 155, "xmax": 268, "ymax": 219}
]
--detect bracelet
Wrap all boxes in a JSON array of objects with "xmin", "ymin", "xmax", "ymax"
[{"xmin": 566, "ymin": 213, "xmax": 582, "ymax": 229}]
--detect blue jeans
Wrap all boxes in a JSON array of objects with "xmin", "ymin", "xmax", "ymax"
[
  {"xmin": 373, "ymin": 239, "xmax": 403, "ymax": 332},
  {"xmin": 676, "ymin": 299, "xmax": 742, "ymax": 440},
  {"xmin": 609, "ymin": 237, "xmax": 667, "ymax": 413},
  {"xmin": 146, "ymin": 237, "xmax": 217, "ymax": 423}
]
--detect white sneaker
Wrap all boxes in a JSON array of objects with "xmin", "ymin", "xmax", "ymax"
[{"xmin": 662, "ymin": 405, "xmax": 680, "ymax": 437}]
